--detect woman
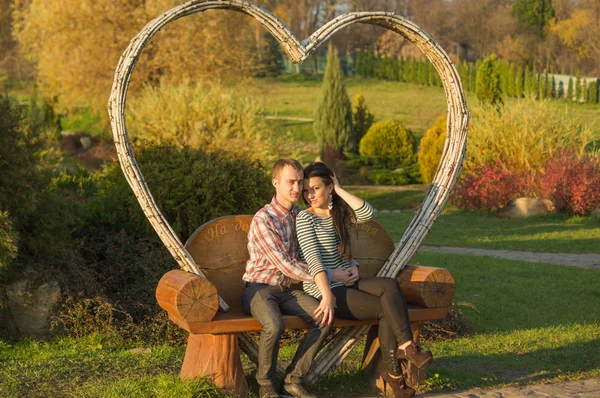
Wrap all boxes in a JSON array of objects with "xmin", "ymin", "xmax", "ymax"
[{"xmin": 296, "ymin": 162, "xmax": 432, "ymax": 398}]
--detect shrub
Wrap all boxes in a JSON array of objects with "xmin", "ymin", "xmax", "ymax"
[
  {"xmin": 369, "ymin": 169, "xmax": 411, "ymax": 186},
  {"xmin": 51, "ymin": 295, "xmax": 187, "ymax": 345},
  {"xmin": 539, "ymin": 151, "xmax": 600, "ymax": 216},
  {"xmin": 0, "ymin": 211, "xmax": 18, "ymax": 275},
  {"xmin": 0, "ymin": 94, "xmax": 43, "ymax": 227},
  {"xmin": 127, "ymin": 81, "xmax": 295, "ymax": 164},
  {"xmin": 451, "ymin": 162, "xmax": 531, "ymax": 212},
  {"xmin": 419, "ymin": 115, "xmax": 447, "ymax": 184},
  {"xmin": 359, "ymin": 120, "xmax": 416, "ymax": 169},
  {"xmin": 467, "ymin": 99, "xmax": 595, "ymax": 172}
]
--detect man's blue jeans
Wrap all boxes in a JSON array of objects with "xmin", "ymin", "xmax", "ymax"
[{"xmin": 241, "ymin": 283, "xmax": 331, "ymax": 387}]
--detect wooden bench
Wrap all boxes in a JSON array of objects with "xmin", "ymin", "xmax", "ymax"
[{"xmin": 156, "ymin": 215, "xmax": 456, "ymax": 397}]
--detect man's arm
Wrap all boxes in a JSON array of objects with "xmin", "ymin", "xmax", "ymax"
[{"xmin": 252, "ymin": 214, "xmax": 313, "ymax": 283}]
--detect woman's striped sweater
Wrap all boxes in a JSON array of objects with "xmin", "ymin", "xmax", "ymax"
[{"xmin": 296, "ymin": 201, "xmax": 374, "ymax": 299}]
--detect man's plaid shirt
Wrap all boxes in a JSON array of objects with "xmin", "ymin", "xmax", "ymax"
[{"xmin": 242, "ymin": 196, "xmax": 323, "ymax": 287}]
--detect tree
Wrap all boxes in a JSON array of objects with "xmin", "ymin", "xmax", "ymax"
[
  {"xmin": 516, "ymin": 67, "xmax": 525, "ymax": 97},
  {"xmin": 589, "ymin": 80, "xmax": 598, "ymax": 104},
  {"xmin": 567, "ymin": 76, "xmax": 574, "ymax": 101},
  {"xmin": 476, "ymin": 54, "xmax": 503, "ymax": 106},
  {"xmin": 350, "ymin": 93, "xmax": 374, "ymax": 152},
  {"xmin": 252, "ymin": 32, "xmax": 283, "ymax": 77},
  {"xmin": 313, "ymin": 43, "xmax": 353, "ymax": 157},
  {"xmin": 512, "ymin": 0, "xmax": 555, "ymax": 37},
  {"xmin": 541, "ymin": 72, "xmax": 549, "ymax": 99},
  {"xmin": 524, "ymin": 67, "xmax": 533, "ymax": 97},
  {"xmin": 507, "ymin": 64, "xmax": 516, "ymax": 97},
  {"xmin": 575, "ymin": 71, "xmax": 582, "ymax": 102},
  {"xmin": 12, "ymin": 0, "xmax": 266, "ymax": 112}
]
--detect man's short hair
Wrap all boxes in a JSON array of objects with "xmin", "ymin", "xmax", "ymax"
[{"xmin": 272, "ymin": 158, "xmax": 303, "ymax": 180}]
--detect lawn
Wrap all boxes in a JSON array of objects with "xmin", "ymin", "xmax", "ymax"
[
  {"xmin": 414, "ymin": 252, "xmax": 600, "ymax": 391},
  {"xmin": 2, "ymin": 251, "xmax": 598, "ymax": 397},
  {"xmin": 375, "ymin": 211, "xmax": 600, "ymax": 254},
  {"xmin": 246, "ymin": 76, "xmax": 600, "ymax": 140}
]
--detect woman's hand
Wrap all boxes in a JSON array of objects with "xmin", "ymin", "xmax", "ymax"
[
  {"xmin": 331, "ymin": 267, "xmax": 352, "ymax": 283},
  {"xmin": 314, "ymin": 292, "xmax": 336, "ymax": 327},
  {"xmin": 331, "ymin": 172, "xmax": 342, "ymax": 193},
  {"xmin": 344, "ymin": 265, "xmax": 360, "ymax": 286}
]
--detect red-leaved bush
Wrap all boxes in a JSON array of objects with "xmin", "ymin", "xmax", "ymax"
[
  {"xmin": 450, "ymin": 162, "xmax": 530, "ymax": 212},
  {"xmin": 539, "ymin": 151, "xmax": 600, "ymax": 215},
  {"xmin": 451, "ymin": 152, "xmax": 600, "ymax": 215}
]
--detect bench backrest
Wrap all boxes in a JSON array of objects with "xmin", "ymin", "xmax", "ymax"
[{"xmin": 184, "ymin": 215, "xmax": 395, "ymax": 312}]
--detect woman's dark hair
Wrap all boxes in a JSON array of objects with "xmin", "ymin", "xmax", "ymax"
[{"xmin": 302, "ymin": 162, "xmax": 356, "ymax": 259}]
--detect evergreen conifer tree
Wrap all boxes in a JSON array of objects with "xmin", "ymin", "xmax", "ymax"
[
  {"xmin": 567, "ymin": 76, "xmax": 574, "ymax": 101},
  {"xmin": 427, "ymin": 62, "xmax": 436, "ymax": 86},
  {"xmin": 470, "ymin": 62, "xmax": 478, "ymax": 91},
  {"xmin": 589, "ymin": 80, "xmax": 598, "ymax": 104},
  {"xmin": 551, "ymin": 75, "xmax": 557, "ymax": 98},
  {"xmin": 253, "ymin": 32, "xmax": 283, "ymax": 77},
  {"xmin": 313, "ymin": 43, "xmax": 353, "ymax": 157},
  {"xmin": 356, "ymin": 51, "xmax": 364, "ymax": 77},
  {"xmin": 524, "ymin": 67, "xmax": 533, "ymax": 97},
  {"xmin": 475, "ymin": 53, "xmax": 503, "ymax": 106},
  {"xmin": 575, "ymin": 71, "xmax": 582, "ymax": 103},
  {"xmin": 533, "ymin": 71, "xmax": 540, "ymax": 99},
  {"xmin": 350, "ymin": 93, "xmax": 374, "ymax": 152},
  {"xmin": 540, "ymin": 72, "xmax": 548, "ymax": 98},
  {"xmin": 516, "ymin": 67, "xmax": 524, "ymax": 97},
  {"xmin": 508, "ymin": 65, "xmax": 516, "ymax": 97}
]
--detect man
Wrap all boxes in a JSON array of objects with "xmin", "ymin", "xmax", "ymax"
[{"xmin": 241, "ymin": 158, "xmax": 341, "ymax": 398}]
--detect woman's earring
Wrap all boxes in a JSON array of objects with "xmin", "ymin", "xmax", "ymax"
[{"xmin": 328, "ymin": 193, "xmax": 333, "ymax": 210}]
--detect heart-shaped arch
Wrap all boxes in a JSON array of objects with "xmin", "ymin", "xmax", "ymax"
[{"xmin": 108, "ymin": 0, "xmax": 469, "ymax": 383}]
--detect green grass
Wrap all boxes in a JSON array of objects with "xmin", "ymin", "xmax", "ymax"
[
  {"xmin": 2, "ymin": 253, "xmax": 597, "ymax": 396},
  {"xmin": 249, "ymin": 77, "xmax": 454, "ymax": 136},
  {"xmin": 246, "ymin": 76, "xmax": 600, "ymax": 140},
  {"xmin": 0, "ymin": 334, "xmax": 229, "ymax": 397},
  {"xmin": 346, "ymin": 187, "xmax": 427, "ymax": 211},
  {"xmin": 375, "ymin": 211, "xmax": 600, "ymax": 254},
  {"xmin": 412, "ymin": 252, "xmax": 600, "ymax": 392},
  {"xmin": 60, "ymin": 108, "xmax": 108, "ymax": 138}
]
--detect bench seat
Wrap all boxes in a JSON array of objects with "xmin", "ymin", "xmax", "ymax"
[{"xmin": 171, "ymin": 306, "xmax": 449, "ymax": 335}]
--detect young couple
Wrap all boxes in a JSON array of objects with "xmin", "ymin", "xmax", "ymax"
[{"xmin": 241, "ymin": 158, "xmax": 432, "ymax": 398}]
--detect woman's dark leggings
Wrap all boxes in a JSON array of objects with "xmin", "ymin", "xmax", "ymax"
[{"xmin": 331, "ymin": 277, "xmax": 413, "ymax": 375}]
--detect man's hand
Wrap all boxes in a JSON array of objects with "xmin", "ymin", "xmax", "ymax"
[
  {"xmin": 313, "ymin": 293, "xmax": 336, "ymax": 327},
  {"xmin": 344, "ymin": 265, "xmax": 360, "ymax": 286}
]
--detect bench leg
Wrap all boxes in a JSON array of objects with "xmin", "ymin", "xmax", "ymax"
[
  {"xmin": 181, "ymin": 333, "xmax": 249, "ymax": 397},
  {"xmin": 361, "ymin": 322, "xmax": 428, "ymax": 394},
  {"xmin": 360, "ymin": 325, "xmax": 387, "ymax": 393}
]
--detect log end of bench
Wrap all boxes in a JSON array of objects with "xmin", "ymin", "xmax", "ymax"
[
  {"xmin": 399, "ymin": 265, "xmax": 456, "ymax": 308},
  {"xmin": 156, "ymin": 270, "xmax": 219, "ymax": 329}
]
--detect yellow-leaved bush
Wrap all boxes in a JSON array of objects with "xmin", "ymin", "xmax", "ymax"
[
  {"xmin": 359, "ymin": 120, "xmax": 416, "ymax": 169},
  {"xmin": 418, "ymin": 114, "xmax": 446, "ymax": 184}
]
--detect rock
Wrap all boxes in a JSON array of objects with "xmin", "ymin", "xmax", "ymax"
[
  {"xmin": 80, "ymin": 136, "xmax": 92, "ymax": 150},
  {"xmin": 6, "ymin": 280, "xmax": 61, "ymax": 337},
  {"xmin": 59, "ymin": 131, "xmax": 93, "ymax": 155},
  {"xmin": 592, "ymin": 208, "xmax": 600, "ymax": 220},
  {"xmin": 495, "ymin": 197, "xmax": 554, "ymax": 219}
]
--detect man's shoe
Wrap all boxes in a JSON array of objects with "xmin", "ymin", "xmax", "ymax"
[
  {"xmin": 397, "ymin": 342, "xmax": 433, "ymax": 370},
  {"xmin": 259, "ymin": 384, "xmax": 280, "ymax": 398},
  {"xmin": 280, "ymin": 382, "xmax": 318, "ymax": 398}
]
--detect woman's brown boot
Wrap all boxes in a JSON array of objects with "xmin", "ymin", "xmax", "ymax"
[
  {"xmin": 380, "ymin": 370, "xmax": 416, "ymax": 398},
  {"xmin": 397, "ymin": 342, "xmax": 433, "ymax": 370}
]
